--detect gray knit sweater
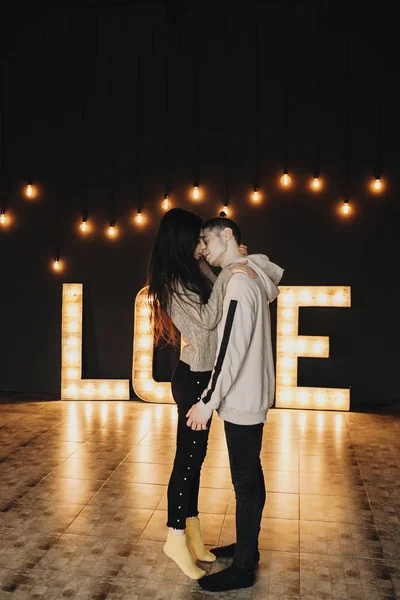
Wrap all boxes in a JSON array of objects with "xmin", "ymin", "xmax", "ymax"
[{"xmin": 168, "ymin": 268, "xmax": 233, "ymax": 372}]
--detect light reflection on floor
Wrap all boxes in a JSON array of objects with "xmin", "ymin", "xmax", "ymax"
[{"xmin": 0, "ymin": 399, "xmax": 399, "ymax": 599}]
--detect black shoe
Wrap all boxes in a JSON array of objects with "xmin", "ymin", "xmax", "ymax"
[
  {"xmin": 210, "ymin": 543, "xmax": 260, "ymax": 565},
  {"xmin": 199, "ymin": 563, "xmax": 254, "ymax": 592}
]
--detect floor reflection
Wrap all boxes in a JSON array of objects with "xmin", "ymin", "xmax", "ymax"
[{"xmin": 0, "ymin": 399, "xmax": 399, "ymax": 599}]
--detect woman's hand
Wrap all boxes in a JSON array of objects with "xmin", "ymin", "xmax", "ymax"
[
  {"xmin": 229, "ymin": 260, "xmax": 257, "ymax": 278},
  {"xmin": 239, "ymin": 244, "xmax": 248, "ymax": 256},
  {"xmin": 198, "ymin": 255, "xmax": 217, "ymax": 283}
]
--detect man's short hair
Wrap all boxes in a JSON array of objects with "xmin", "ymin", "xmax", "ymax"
[{"xmin": 202, "ymin": 217, "xmax": 242, "ymax": 245}]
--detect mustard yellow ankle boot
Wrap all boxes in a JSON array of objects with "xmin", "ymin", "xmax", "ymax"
[
  {"xmin": 163, "ymin": 530, "xmax": 206, "ymax": 579},
  {"xmin": 186, "ymin": 517, "xmax": 217, "ymax": 562}
]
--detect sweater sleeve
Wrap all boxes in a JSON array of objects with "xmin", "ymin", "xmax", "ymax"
[
  {"xmin": 195, "ymin": 278, "xmax": 257, "ymax": 421},
  {"xmin": 169, "ymin": 268, "xmax": 233, "ymax": 330}
]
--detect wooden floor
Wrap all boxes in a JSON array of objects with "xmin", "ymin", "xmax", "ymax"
[{"xmin": 0, "ymin": 399, "xmax": 399, "ymax": 599}]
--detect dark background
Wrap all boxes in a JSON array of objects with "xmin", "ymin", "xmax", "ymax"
[{"xmin": 0, "ymin": 1, "xmax": 398, "ymax": 408}]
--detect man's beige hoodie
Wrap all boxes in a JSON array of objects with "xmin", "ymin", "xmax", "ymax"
[{"xmin": 196, "ymin": 254, "xmax": 284, "ymax": 425}]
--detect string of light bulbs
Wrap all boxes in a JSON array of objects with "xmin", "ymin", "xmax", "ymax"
[
  {"xmin": 0, "ymin": 63, "xmax": 6, "ymax": 227},
  {"xmin": 342, "ymin": 25, "xmax": 351, "ymax": 216},
  {"xmin": 79, "ymin": 91, "xmax": 89, "ymax": 234},
  {"xmin": 134, "ymin": 55, "xmax": 144, "ymax": 225},
  {"xmin": 25, "ymin": 61, "xmax": 36, "ymax": 200},
  {"xmin": 0, "ymin": 13, "xmax": 388, "ymax": 243},
  {"xmin": 371, "ymin": 27, "xmax": 383, "ymax": 194},
  {"xmin": 80, "ymin": 14, "xmax": 97, "ymax": 235},
  {"xmin": 161, "ymin": 54, "xmax": 171, "ymax": 212},
  {"xmin": 220, "ymin": 21, "xmax": 229, "ymax": 217},
  {"xmin": 311, "ymin": 0, "xmax": 322, "ymax": 192},
  {"xmin": 107, "ymin": 55, "xmax": 118, "ymax": 239},
  {"xmin": 280, "ymin": 0, "xmax": 291, "ymax": 189},
  {"xmin": 252, "ymin": 15, "xmax": 261, "ymax": 204},
  {"xmin": 192, "ymin": 57, "xmax": 200, "ymax": 202},
  {"xmin": 51, "ymin": 59, "xmax": 62, "ymax": 272}
]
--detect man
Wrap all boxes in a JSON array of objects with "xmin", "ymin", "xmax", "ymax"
[{"xmin": 186, "ymin": 217, "xmax": 284, "ymax": 592}]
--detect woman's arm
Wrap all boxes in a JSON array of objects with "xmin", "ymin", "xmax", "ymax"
[
  {"xmin": 170, "ymin": 261, "xmax": 257, "ymax": 331},
  {"xmin": 170, "ymin": 268, "xmax": 233, "ymax": 331},
  {"xmin": 199, "ymin": 246, "xmax": 248, "ymax": 284}
]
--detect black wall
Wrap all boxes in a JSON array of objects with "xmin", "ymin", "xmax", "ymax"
[{"xmin": 1, "ymin": 1, "xmax": 399, "ymax": 408}]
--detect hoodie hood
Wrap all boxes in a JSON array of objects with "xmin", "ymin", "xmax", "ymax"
[{"xmin": 230, "ymin": 253, "xmax": 284, "ymax": 302}]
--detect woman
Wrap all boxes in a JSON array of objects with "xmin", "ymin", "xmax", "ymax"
[{"xmin": 147, "ymin": 208, "xmax": 255, "ymax": 579}]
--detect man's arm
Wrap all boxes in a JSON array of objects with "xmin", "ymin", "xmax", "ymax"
[{"xmin": 187, "ymin": 276, "xmax": 257, "ymax": 428}]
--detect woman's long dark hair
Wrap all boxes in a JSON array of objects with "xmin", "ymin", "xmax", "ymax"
[{"xmin": 147, "ymin": 208, "xmax": 212, "ymax": 345}]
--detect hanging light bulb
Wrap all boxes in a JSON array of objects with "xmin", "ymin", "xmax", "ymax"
[
  {"xmin": 341, "ymin": 200, "xmax": 351, "ymax": 215},
  {"xmin": 80, "ymin": 218, "xmax": 88, "ymax": 233},
  {"xmin": 311, "ymin": 176, "xmax": 322, "ymax": 191},
  {"xmin": 193, "ymin": 185, "xmax": 200, "ymax": 200},
  {"xmin": 280, "ymin": 172, "xmax": 291, "ymax": 187},
  {"xmin": 107, "ymin": 223, "xmax": 116, "ymax": 237},
  {"xmin": 222, "ymin": 204, "xmax": 229, "ymax": 216},
  {"xmin": 25, "ymin": 184, "xmax": 36, "ymax": 199},
  {"xmin": 135, "ymin": 210, "xmax": 144, "ymax": 224},
  {"xmin": 0, "ymin": 210, "xmax": 6, "ymax": 225},
  {"xmin": 161, "ymin": 195, "xmax": 170, "ymax": 210},
  {"xmin": 252, "ymin": 188, "xmax": 260, "ymax": 202},
  {"xmin": 53, "ymin": 258, "xmax": 62, "ymax": 271},
  {"xmin": 371, "ymin": 177, "xmax": 383, "ymax": 193}
]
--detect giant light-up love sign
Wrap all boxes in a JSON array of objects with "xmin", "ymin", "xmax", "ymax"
[
  {"xmin": 276, "ymin": 286, "xmax": 351, "ymax": 410},
  {"xmin": 61, "ymin": 284, "xmax": 130, "ymax": 401},
  {"xmin": 61, "ymin": 283, "xmax": 351, "ymax": 410}
]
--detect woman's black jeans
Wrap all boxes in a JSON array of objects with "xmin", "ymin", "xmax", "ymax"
[
  {"xmin": 224, "ymin": 420, "xmax": 266, "ymax": 571},
  {"xmin": 167, "ymin": 361, "xmax": 212, "ymax": 529}
]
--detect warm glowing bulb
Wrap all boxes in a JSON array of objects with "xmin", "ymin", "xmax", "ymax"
[
  {"xmin": 135, "ymin": 212, "xmax": 144, "ymax": 224},
  {"xmin": 68, "ymin": 321, "xmax": 79, "ymax": 333},
  {"xmin": 342, "ymin": 202, "xmax": 350, "ymax": 215},
  {"xmin": 139, "ymin": 336, "xmax": 152, "ymax": 349},
  {"xmin": 67, "ymin": 350, "xmax": 79, "ymax": 364},
  {"xmin": 372, "ymin": 178, "xmax": 382, "ymax": 192},
  {"xmin": 108, "ymin": 225, "xmax": 116, "ymax": 237},
  {"xmin": 53, "ymin": 259, "xmax": 60, "ymax": 271},
  {"xmin": 161, "ymin": 196, "xmax": 170, "ymax": 210},
  {"xmin": 68, "ymin": 305, "xmax": 78, "ymax": 317},
  {"xmin": 67, "ymin": 384, "xmax": 78, "ymax": 396},
  {"xmin": 155, "ymin": 387, "xmax": 165, "ymax": 399},
  {"xmin": 116, "ymin": 383, "xmax": 126, "ymax": 396},
  {"xmin": 223, "ymin": 205, "xmax": 229, "ymax": 215},
  {"xmin": 84, "ymin": 384, "xmax": 94, "ymax": 397},
  {"xmin": 80, "ymin": 220, "xmax": 88, "ymax": 232},
  {"xmin": 280, "ymin": 173, "xmax": 291, "ymax": 187},
  {"xmin": 311, "ymin": 177, "xmax": 321, "ymax": 190},
  {"xmin": 313, "ymin": 341, "xmax": 324, "ymax": 354},
  {"xmin": 193, "ymin": 186, "xmax": 199, "ymax": 199},
  {"xmin": 0, "ymin": 212, "xmax": 5, "ymax": 224},
  {"xmin": 140, "ymin": 321, "xmax": 150, "ymax": 333},
  {"xmin": 68, "ymin": 368, "xmax": 79, "ymax": 379},
  {"xmin": 67, "ymin": 336, "xmax": 79, "ymax": 348},
  {"xmin": 26, "ymin": 184, "xmax": 33, "ymax": 198},
  {"xmin": 252, "ymin": 189, "xmax": 260, "ymax": 202}
]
